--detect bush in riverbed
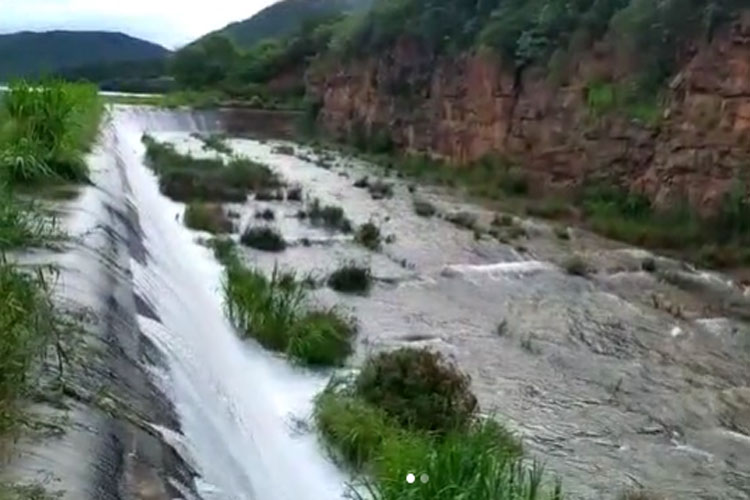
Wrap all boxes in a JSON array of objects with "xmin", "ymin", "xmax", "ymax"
[
  {"xmin": 184, "ymin": 203, "xmax": 232, "ymax": 233},
  {"xmin": 563, "ymin": 255, "xmax": 589, "ymax": 276},
  {"xmin": 142, "ymin": 136, "xmax": 281, "ymax": 202},
  {"xmin": 240, "ymin": 226, "xmax": 286, "ymax": 252},
  {"xmin": 288, "ymin": 310, "xmax": 356, "ymax": 366},
  {"xmin": 199, "ymin": 134, "xmax": 232, "ymax": 155},
  {"xmin": 327, "ymin": 263, "xmax": 372, "ymax": 294},
  {"xmin": 255, "ymin": 208, "xmax": 275, "ymax": 221},
  {"xmin": 224, "ymin": 265, "xmax": 355, "ymax": 365},
  {"xmin": 356, "ymin": 348, "xmax": 478, "ymax": 433},
  {"xmin": 313, "ymin": 357, "xmax": 550, "ymax": 500},
  {"xmin": 355, "ymin": 222, "xmax": 382, "ymax": 250},
  {"xmin": 308, "ymin": 198, "xmax": 353, "ymax": 233},
  {"xmin": 413, "ymin": 199, "xmax": 436, "ymax": 217},
  {"xmin": 286, "ymin": 185, "xmax": 303, "ymax": 201},
  {"xmin": 368, "ymin": 179, "xmax": 394, "ymax": 200}
]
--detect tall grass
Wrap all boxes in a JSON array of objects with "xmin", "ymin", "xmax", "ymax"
[
  {"xmin": 0, "ymin": 80, "xmax": 103, "ymax": 183},
  {"xmin": 223, "ymin": 264, "xmax": 355, "ymax": 366},
  {"xmin": 0, "ymin": 186, "xmax": 58, "ymax": 250},
  {"xmin": 0, "ymin": 259, "xmax": 58, "ymax": 433}
]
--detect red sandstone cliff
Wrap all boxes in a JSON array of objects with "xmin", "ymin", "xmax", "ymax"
[{"xmin": 308, "ymin": 10, "xmax": 750, "ymax": 213}]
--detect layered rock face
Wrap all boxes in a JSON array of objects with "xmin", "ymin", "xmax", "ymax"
[{"xmin": 309, "ymin": 11, "xmax": 750, "ymax": 213}]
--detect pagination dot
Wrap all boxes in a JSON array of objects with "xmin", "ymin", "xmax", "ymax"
[
  {"xmin": 420, "ymin": 473, "xmax": 429, "ymax": 483},
  {"xmin": 406, "ymin": 473, "xmax": 415, "ymax": 484}
]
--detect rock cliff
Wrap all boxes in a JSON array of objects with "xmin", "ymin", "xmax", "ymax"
[{"xmin": 309, "ymin": 10, "xmax": 750, "ymax": 213}]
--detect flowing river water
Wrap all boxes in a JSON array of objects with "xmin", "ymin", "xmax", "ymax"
[{"xmin": 4, "ymin": 106, "xmax": 749, "ymax": 499}]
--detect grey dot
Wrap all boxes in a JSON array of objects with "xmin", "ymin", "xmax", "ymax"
[{"xmin": 420, "ymin": 473, "xmax": 429, "ymax": 483}]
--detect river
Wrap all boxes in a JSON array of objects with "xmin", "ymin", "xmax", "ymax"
[{"xmin": 4, "ymin": 105, "xmax": 748, "ymax": 499}]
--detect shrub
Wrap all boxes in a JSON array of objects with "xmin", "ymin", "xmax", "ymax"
[
  {"xmin": 353, "ymin": 176, "xmax": 370, "ymax": 189},
  {"xmin": 641, "ymin": 257, "xmax": 657, "ymax": 272},
  {"xmin": 240, "ymin": 226, "xmax": 286, "ymax": 252},
  {"xmin": 413, "ymin": 199, "xmax": 436, "ymax": 217},
  {"xmin": 327, "ymin": 263, "xmax": 372, "ymax": 294},
  {"xmin": 308, "ymin": 199, "xmax": 353, "ymax": 233},
  {"xmin": 286, "ymin": 185, "xmax": 303, "ymax": 201},
  {"xmin": 255, "ymin": 189, "xmax": 283, "ymax": 201},
  {"xmin": 446, "ymin": 211, "xmax": 478, "ymax": 231},
  {"xmin": 355, "ymin": 348, "xmax": 478, "ymax": 433},
  {"xmin": 200, "ymin": 134, "xmax": 232, "ymax": 155},
  {"xmin": 273, "ymin": 145, "xmax": 295, "ymax": 155},
  {"xmin": 563, "ymin": 255, "xmax": 589, "ymax": 276},
  {"xmin": 255, "ymin": 208, "xmax": 275, "ymax": 221},
  {"xmin": 368, "ymin": 179, "xmax": 394, "ymax": 200},
  {"xmin": 492, "ymin": 214, "xmax": 514, "ymax": 227},
  {"xmin": 355, "ymin": 222, "xmax": 382, "ymax": 250},
  {"xmin": 184, "ymin": 203, "xmax": 232, "ymax": 233}
]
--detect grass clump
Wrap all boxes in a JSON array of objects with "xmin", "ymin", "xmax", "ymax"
[
  {"xmin": 0, "ymin": 80, "xmax": 103, "ymax": 184},
  {"xmin": 206, "ymin": 237, "xmax": 238, "ymax": 266},
  {"xmin": 308, "ymin": 198, "xmax": 353, "ymax": 233},
  {"xmin": 240, "ymin": 226, "xmax": 286, "ymax": 252},
  {"xmin": 142, "ymin": 135, "xmax": 281, "ymax": 202},
  {"xmin": 224, "ymin": 265, "xmax": 355, "ymax": 366},
  {"xmin": 355, "ymin": 222, "xmax": 382, "ymax": 251},
  {"xmin": 255, "ymin": 208, "xmax": 276, "ymax": 221},
  {"xmin": 184, "ymin": 202, "xmax": 232, "ymax": 234},
  {"xmin": 368, "ymin": 179, "xmax": 394, "ymax": 200},
  {"xmin": 0, "ymin": 260, "xmax": 57, "ymax": 433},
  {"xmin": 446, "ymin": 211, "xmax": 478, "ymax": 231},
  {"xmin": 356, "ymin": 348, "xmax": 478, "ymax": 433},
  {"xmin": 313, "ymin": 347, "xmax": 560, "ymax": 499},
  {"xmin": 413, "ymin": 199, "xmax": 436, "ymax": 217},
  {"xmin": 199, "ymin": 134, "xmax": 232, "ymax": 155},
  {"xmin": 563, "ymin": 255, "xmax": 589, "ymax": 276},
  {"xmin": 0, "ymin": 188, "xmax": 58, "ymax": 250},
  {"xmin": 286, "ymin": 185, "xmax": 303, "ymax": 201},
  {"xmin": 327, "ymin": 263, "xmax": 372, "ymax": 294}
]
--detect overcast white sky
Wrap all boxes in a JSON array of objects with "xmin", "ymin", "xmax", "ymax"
[{"xmin": 0, "ymin": 0, "xmax": 277, "ymax": 49}]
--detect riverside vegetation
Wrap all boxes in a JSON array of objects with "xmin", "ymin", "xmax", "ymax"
[{"xmin": 0, "ymin": 79, "xmax": 103, "ymax": 491}]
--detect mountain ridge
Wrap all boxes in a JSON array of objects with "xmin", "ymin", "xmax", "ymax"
[{"xmin": 0, "ymin": 30, "xmax": 169, "ymax": 81}]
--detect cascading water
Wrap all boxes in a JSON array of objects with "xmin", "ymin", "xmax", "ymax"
[{"xmin": 107, "ymin": 108, "xmax": 346, "ymax": 500}]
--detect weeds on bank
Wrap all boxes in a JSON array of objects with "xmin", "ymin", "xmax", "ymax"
[
  {"xmin": 0, "ymin": 80, "xmax": 103, "ymax": 184},
  {"xmin": 223, "ymin": 265, "xmax": 355, "ymax": 366},
  {"xmin": 314, "ymin": 348, "xmax": 560, "ymax": 499},
  {"xmin": 328, "ymin": 263, "xmax": 372, "ymax": 294},
  {"xmin": 142, "ymin": 135, "xmax": 281, "ymax": 202},
  {"xmin": 184, "ymin": 203, "xmax": 232, "ymax": 234}
]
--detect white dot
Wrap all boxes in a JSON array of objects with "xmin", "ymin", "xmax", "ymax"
[
  {"xmin": 406, "ymin": 473, "xmax": 415, "ymax": 484},
  {"xmin": 420, "ymin": 473, "xmax": 429, "ymax": 483}
]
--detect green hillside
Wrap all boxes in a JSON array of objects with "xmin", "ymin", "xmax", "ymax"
[
  {"xmin": 202, "ymin": 0, "xmax": 372, "ymax": 49},
  {"xmin": 0, "ymin": 30, "xmax": 169, "ymax": 81}
]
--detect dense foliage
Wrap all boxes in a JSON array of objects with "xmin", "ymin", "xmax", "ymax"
[
  {"xmin": 202, "ymin": 0, "xmax": 372, "ymax": 49},
  {"xmin": 171, "ymin": 0, "xmax": 745, "ymax": 108},
  {"xmin": 0, "ymin": 31, "xmax": 168, "ymax": 81}
]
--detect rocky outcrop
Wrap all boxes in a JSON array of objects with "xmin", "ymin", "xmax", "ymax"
[{"xmin": 309, "ymin": 10, "xmax": 750, "ymax": 213}]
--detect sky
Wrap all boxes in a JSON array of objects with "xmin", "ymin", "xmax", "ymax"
[{"xmin": 0, "ymin": 0, "xmax": 278, "ymax": 49}]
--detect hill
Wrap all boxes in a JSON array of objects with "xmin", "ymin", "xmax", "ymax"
[
  {"xmin": 0, "ymin": 31, "xmax": 169, "ymax": 81},
  {"xmin": 202, "ymin": 0, "xmax": 371, "ymax": 49}
]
